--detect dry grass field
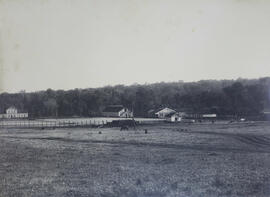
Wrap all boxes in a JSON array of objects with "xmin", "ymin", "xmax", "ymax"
[{"xmin": 1, "ymin": 121, "xmax": 270, "ymax": 197}]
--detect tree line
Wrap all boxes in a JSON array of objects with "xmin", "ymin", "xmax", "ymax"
[{"xmin": 0, "ymin": 77, "xmax": 270, "ymax": 118}]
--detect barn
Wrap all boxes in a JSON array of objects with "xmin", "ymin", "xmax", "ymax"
[{"xmin": 155, "ymin": 108, "xmax": 176, "ymax": 119}]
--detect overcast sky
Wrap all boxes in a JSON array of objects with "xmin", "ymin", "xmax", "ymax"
[{"xmin": 0, "ymin": 0, "xmax": 270, "ymax": 93}]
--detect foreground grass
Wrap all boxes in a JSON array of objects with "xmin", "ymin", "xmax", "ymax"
[{"xmin": 0, "ymin": 122, "xmax": 270, "ymax": 197}]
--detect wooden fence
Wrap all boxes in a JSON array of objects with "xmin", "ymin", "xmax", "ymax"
[{"xmin": 0, "ymin": 119, "xmax": 108, "ymax": 129}]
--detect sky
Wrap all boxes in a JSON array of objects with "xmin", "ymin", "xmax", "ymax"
[{"xmin": 0, "ymin": 0, "xmax": 270, "ymax": 93}]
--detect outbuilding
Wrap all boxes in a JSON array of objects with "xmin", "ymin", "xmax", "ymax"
[
  {"xmin": 102, "ymin": 105, "xmax": 133, "ymax": 118},
  {"xmin": 166, "ymin": 112, "xmax": 186, "ymax": 122}
]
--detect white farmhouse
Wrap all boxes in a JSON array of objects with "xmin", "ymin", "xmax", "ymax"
[
  {"xmin": 102, "ymin": 105, "xmax": 133, "ymax": 118},
  {"xmin": 0, "ymin": 106, "xmax": 28, "ymax": 119}
]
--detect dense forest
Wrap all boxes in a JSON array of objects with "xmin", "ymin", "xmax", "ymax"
[{"xmin": 0, "ymin": 77, "xmax": 270, "ymax": 118}]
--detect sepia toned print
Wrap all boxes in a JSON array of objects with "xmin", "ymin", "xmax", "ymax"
[{"xmin": 0, "ymin": 0, "xmax": 270, "ymax": 196}]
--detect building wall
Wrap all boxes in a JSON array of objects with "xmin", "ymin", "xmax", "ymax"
[
  {"xmin": 172, "ymin": 116, "xmax": 182, "ymax": 122},
  {"xmin": 166, "ymin": 115, "xmax": 182, "ymax": 122},
  {"xmin": 6, "ymin": 108, "xmax": 18, "ymax": 114},
  {"xmin": 2, "ymin": 113, "xmax": 28, "ymax": 119},
  {"xmin": 202, "ymin": 114, "xmax": 217, "ymax": 118},
  {"xmin": 119, "ymin": 109, "xmax": 133, "ymax": 118}
]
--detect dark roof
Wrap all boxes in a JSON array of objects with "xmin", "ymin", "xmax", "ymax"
[
  {"xmin": 0, "ymin": 106, "xmax": 28, "ymax": 114},
  {"xmin": 0, "ymin": 106, "xmax": 17, "ymax": 113},
  {"xmin": 147, "ymin": 109, "xmax": 155, "ymax": 113},
  {"xmin": 103, "ymin": 105, "xmax": 125, "ymax": 112}
]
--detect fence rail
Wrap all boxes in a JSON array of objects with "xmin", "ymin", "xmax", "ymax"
[{"xmin": 0, "ymin": 120, "xmax": 108, "ymax": 129}]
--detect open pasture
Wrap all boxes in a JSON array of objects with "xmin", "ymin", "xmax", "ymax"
[{"xmin": 0, "ymin": 122, "xmax": 270, "ymax": 197}]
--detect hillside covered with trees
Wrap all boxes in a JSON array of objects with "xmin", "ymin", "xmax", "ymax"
[{"xmin": 0, "ymin": 78, "xmax": 270, "ymax": 118}]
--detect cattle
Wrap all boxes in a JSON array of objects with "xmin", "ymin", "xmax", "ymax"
[{"xmin": 120, "ymin": 125, "xmax": 129, "ymax": 131}]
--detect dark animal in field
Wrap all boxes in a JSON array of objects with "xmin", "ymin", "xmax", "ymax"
[
  {"xmin": 180, "ymin": 128, "xmax": 188, "ymax": 131},
  {"xmin": 120, "ymin": 126, "xmax": 129, "ymax": 131},
  {"xmin": 98, "ymin": 131, "xmax": 102, "ymax": 134},
  {"xmin": 109, "ymin": 119, "xmax": 137, "ymax": 129},
  {"xmin": 144, "ymin": 129, "xmax": 148, "ymax": 134}
]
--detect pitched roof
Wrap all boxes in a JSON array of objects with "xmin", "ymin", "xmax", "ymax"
[
  {"xmin": 155, "ymin": 107, "xmax": 176, "ymax": 114},
  {"xmin": 103, "ymin": 105, "xmax": 125, "ymax": 112},
  {"xmin": 7, "ymin": 106, "xmax": 17, "ymax": 110}
]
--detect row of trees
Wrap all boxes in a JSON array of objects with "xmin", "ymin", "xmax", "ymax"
[{"xmin": 0, "ymin": 77, "xmax": 269, "ymax": 118}]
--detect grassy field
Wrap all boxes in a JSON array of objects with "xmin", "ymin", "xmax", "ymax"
[{"xmin": 1, "ymin": 121, "xmax": 270, "ymax": 197}]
